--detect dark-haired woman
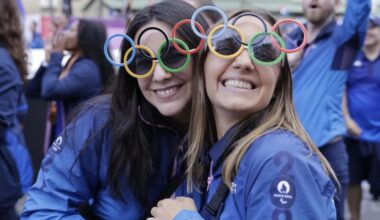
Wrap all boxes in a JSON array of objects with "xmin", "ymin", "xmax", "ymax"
[
  {"xmin": 26, "ymin": 19, "xmax": 115, "ymax": 138},
  {"xmin": 22, "ymin": 0, "xmax": 210, "ymax": 219},
  {"xmin": 0, "ymin": 0, "xmax": 33, "ymax": 219}
]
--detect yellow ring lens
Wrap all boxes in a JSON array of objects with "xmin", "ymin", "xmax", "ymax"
[
  {"xmin": 207, "ymin": 24, "xmax": 246, "ymax": 59},
  {"xmin": 123, "ymin": 45, "xmax": 157, "ymax": 79}
]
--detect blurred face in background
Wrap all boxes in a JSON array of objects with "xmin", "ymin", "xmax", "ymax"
[
  {"xmin": 364, "ymin": 22, "xmax": 380, "ymax": 47},
  {"xmin": 302, "ymin": 0, "xmax": 338, "ymax": 25},
  {"xmin": 63, "ymin": 20, "xmax": 79, "ymax": 51}
]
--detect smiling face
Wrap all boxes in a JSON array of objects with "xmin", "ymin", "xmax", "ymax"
[
  {"xmin": 364, "ymin": 22, "xmax": 380, "ymax": 47},
  {"xmin": 134, "ymin": 21, "xmax": 193, "ymax": 123},
  {"xmin": 301, "ymin": 0, "xmax": 337, "ymax": 25},
  {"xmin": 204, "ymin": 16, "xmax": 281, "ymax": 130}
]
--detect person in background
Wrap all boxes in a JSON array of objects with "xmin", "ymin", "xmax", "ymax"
[
  {"xmin": 0, "ymin": 0, "xmax": 33, "ymax": 219},
  {"xmin": 27, "ymin": 21, "xmax": 44, "ymax": 49},
  {"xmin": 286, "ymin": 0, "xmax": 371, "ymax": 219},
  {"xmin": 343, "ymin": 16, "xmax": 380, "ymax": 220},
  {"xmin": 26, "ymin": 19, "xmax": 115, "ymax": 139}
]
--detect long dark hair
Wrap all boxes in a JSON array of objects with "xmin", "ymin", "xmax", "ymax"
[
  {"xmin": 0, "ymin": 0, "xmax": 27, "ymax": 81},
  {"xmin": 77, "ymin": 19, "xmax": 114, "ymax": 88},
  {"xmin": 108, "ymin": 0, "xmax": 209, "ymax": 206}
]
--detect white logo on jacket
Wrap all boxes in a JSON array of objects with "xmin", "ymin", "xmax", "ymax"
[
  {"xmin": 277, "ymin": 180, "xmax": 290, "ymax": 194},
  {"xmin": 52, "ymin": 136, "xmax": 63, "ymax": 152},
  {"xmin": 353, "ymin": 60, "xmax": 362, "ymax": 67},
  {"xmin": 230, "ymin": 182, "xmax": 237, "ymax": 194}
]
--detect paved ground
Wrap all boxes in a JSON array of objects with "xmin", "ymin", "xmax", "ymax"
[{"xmin": 345, "ymin": 181, "xmax": 380, "ymax": 220}]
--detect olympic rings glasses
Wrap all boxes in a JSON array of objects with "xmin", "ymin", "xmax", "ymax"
[
  {"xmin": 103, "ymin": 5, "xmax": 308, "ymax": 77},
  {"xmin": 123, "ymin": 37, "xmax": 191, "ymax": 79},
  {"xmin": 207, "ymin": 24, "xmax": 286, "ymax": 66}
]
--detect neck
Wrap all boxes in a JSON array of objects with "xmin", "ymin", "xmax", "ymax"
[
  {"xmin": 72, "ymin": 51, "xmax": 83, "ymax": 58},
  {"xmin": 213, "ymin": 108, "xmax": 244, "ymax": 140},
  {"xmin": 363, "ymin": 43, "xmax": 380, "ymax": 61},
  {"xmin": 307, "ymin": 14, "xmax": 335, "ymax": 43}
]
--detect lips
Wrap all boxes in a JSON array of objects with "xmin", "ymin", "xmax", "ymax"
[
  {"xmin": 154, "ymin": 85, "xmax": 182, "ymax": 98},
  {"xmin": 309, "ymin": 3, "xmax": 319, "ymax": 9},
  {"xmin": 222, "ymin": 79, "xmax": 256, "ymax": 90}
]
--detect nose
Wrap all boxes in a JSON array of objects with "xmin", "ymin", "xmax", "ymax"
[
  {"xmin": 232, "ymin": 49, "xmax": 255, "ymax": 72},
  {"xmin": 152, "ymin": 62, "xmax": 173, "ymax": 82}
]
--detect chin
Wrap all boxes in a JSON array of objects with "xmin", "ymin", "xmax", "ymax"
[{"xmin": 156, "ymin": 102, "xmax": 188, "ymax": 119}]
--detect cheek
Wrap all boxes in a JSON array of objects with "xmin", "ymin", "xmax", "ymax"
[
  {"xmin": 137, "ymin": 78, "xmax": 150, "ymax": 91},
  {"xmin": 204, "ymin": 54, "xmax": 229, "ymax": 83},
  {"xmin": 180, "ymin": 60, "xmax": 194, "ymax": 82},
  {"xmin": 258, "ymin": 67, "xmax": 280, "ymax": 92}
]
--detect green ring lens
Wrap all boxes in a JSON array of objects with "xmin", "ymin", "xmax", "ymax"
[
  {"xmin": 157, "ymin": 38, "xmax": 191, "ymax": 73},
  {"xmin": 248, "ymin": 32, "xmax": 285, "ymax": 66}
]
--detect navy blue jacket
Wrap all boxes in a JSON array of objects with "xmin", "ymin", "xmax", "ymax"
[
  {"xmin": 22, "ymin": 95, "xmax": 184, "ymax": 219},
  {"xmin": 0, "ymin": 46, "xmax": 33, "ymax": 193},
  {"xmin": 175, "ymin": 129, "xmax": 336, "ymax": 219}
]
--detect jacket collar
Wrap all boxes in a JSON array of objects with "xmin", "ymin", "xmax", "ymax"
[
  {"xmin": 137, "ymin": 103, "xmax": 183, "ymax": 138},
  {"xmin": 208, "ymin": 126, "xmax": 237, "ymax": 165}
]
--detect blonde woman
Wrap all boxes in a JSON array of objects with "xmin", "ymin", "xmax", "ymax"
[{"xmin": 150, "ymin": 9, "xmax": 338, "ymax": 220}]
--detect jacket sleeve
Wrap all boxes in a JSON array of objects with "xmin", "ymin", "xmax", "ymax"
[
  {"xmin": 331, "ymin": 0, "xmax": 371, "ymax": 70},
  {"xmin": 332, "ymin": 0, "xmax": 371, "ymax": 47},
  {"xmin": 244, "ymin": 140, "xmax": 336, "ymax": 220},
  {"xmin": 0, "ymin": 66, "xmax": 20, "ymax": 144},
  {"xmin": 174, "ymin": 209, "xmax": 204, "ymax": 220},
  {"xmin": 21, "ymin": 109, "xmax": 102, "ymax": 219},
  {"xmin": 41, "ymin": 53, "xmax": 101, "ymax": 100}
]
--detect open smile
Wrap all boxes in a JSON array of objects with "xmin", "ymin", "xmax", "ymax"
[
  {"xmin": 222, "ymin": 79, "xmax": 257, "ymax": 90},
  {"xmin": 153, "ymin": 84, "xmax": 183, "ymax": 98}
]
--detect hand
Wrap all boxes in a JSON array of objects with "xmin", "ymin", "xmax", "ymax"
[
  {"xmin": 52, "ymin": 31, "xmax": 66, "ymax": 53},
  {"xmin": 149, "ymin": 197, "xmax": 197, "ymax": 220},
  {"xmin": 44, "ymin": 43, "xmax": 52, "ymax": 62},
  {"xmin": 345, "ymin": 118, "xmax": 362, "ymax": 138}
]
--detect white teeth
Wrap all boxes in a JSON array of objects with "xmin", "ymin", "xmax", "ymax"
[
  {"xmin": 156, "ymin": 86, "xmax": 179, "ymax": 97},
  {"xmin": 223, "ymin": 80, "xmax": 253, "ymax": 89}
]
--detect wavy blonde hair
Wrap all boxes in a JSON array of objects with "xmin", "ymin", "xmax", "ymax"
[{"xmin": 185, "ymin": 8, "xmax": 337, "ymax": 191}]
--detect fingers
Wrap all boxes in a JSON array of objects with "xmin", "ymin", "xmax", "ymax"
[
  {"xmin": 157, "ymin": 200, "xmax": 164, "ymax": 207},
  {"xmin": 52, "ymin": 32, "xmax": 66, "ymax": 51},
  {"xmin": 157, "ymin": 198, "xmax": 171, "ymax": 207},
  {"xmin": 175, "ymin": 196, "xmax": 189, "ymax": 201},
  {"xmin": 151, "ymin": 206, "xmax": 159, "ymax": 217}
]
